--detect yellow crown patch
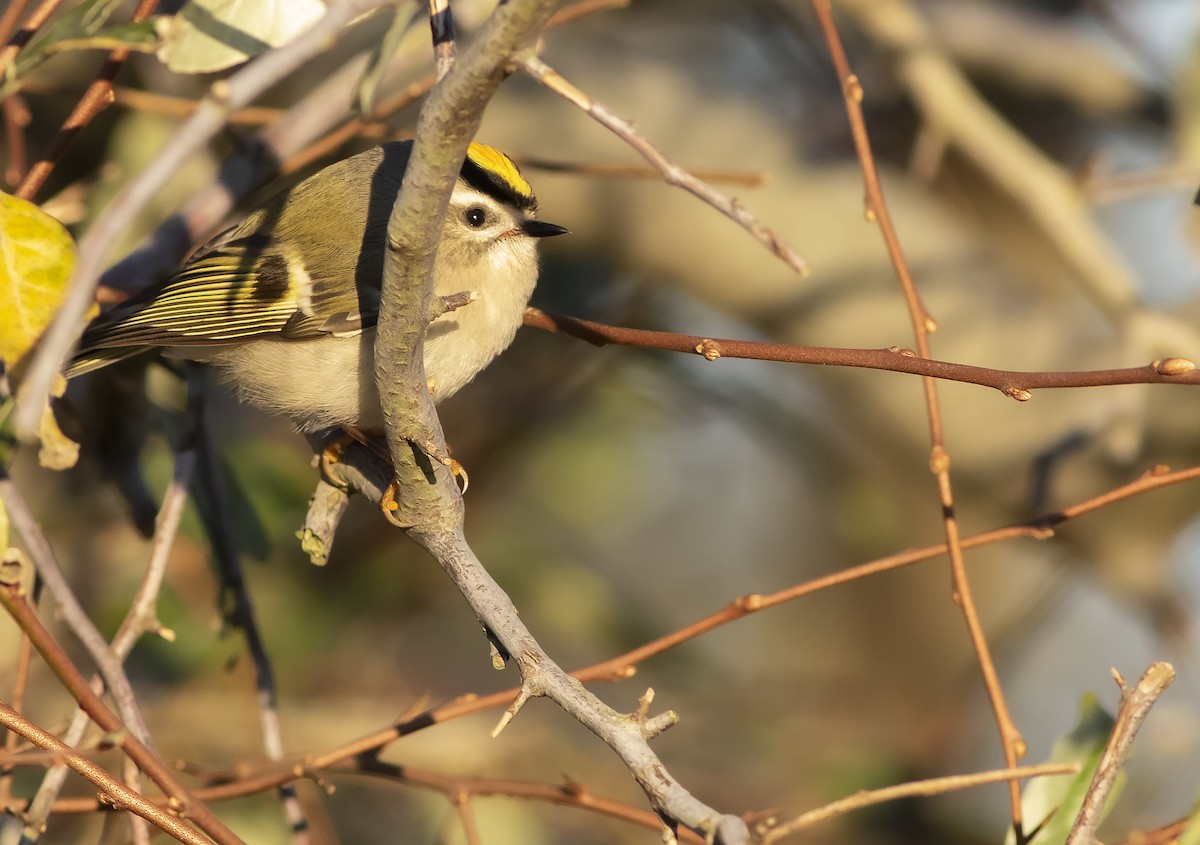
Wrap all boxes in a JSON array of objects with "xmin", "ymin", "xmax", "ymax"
[{"xmin": 467, "ymin": 143, "xmax": 532, "ymax": 200}]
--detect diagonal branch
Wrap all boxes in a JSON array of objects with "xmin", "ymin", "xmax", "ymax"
[
  {"xmin": 371, "ymin": 0, "xmax": 749, "ymax": 840},
  {"xmin": 520, "ymin": 54, "xmax": 809, "ymax": 277}
]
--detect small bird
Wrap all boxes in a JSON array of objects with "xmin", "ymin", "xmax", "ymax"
[{"xmin": 68, "ymin": 141, "xmax": 566, "ymax": 433}]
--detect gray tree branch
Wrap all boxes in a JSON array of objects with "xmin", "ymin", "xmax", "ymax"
[{"xmin": 373, "ymin": 15, "xmax": 755, "ymax": 823}]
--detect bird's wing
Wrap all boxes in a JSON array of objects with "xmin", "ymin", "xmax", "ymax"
[{"xmin": 79, "ymin": 234, "xmax": 373, "ymax": 350}]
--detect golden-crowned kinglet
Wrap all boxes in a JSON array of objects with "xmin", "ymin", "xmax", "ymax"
[{"xmin": 68, "ymin": 141, "xmax": 566, "ymax": 431}]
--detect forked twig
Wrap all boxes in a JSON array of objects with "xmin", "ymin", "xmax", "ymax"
[{"xmin": 1064, "ymin": 663, "xmax": 1176, "ymax": 845}]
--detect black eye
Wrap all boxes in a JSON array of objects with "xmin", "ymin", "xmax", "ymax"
[{"xmin": 463, "ymin": 206, "xmax": 487, "ymax": 228}]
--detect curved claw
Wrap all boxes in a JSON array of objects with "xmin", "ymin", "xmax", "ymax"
[
  {"xmin": 380, "ymin": 481, "xmax": 412, "ymax": 528},
  {"xmin": 450, "ymin": 458, "xmax": 469, "ymax": 493},
  {"xmin": 319, "ymin": 433, "xmax": 357, "ymax": 489}
]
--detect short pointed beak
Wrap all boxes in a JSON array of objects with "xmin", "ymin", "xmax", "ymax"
[{"xmin": 521, "ymin": 220, "xmax": 569, "ymax": 238}]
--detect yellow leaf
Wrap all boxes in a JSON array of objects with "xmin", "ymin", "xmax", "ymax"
[{"xmin": 0, "ymin": 192, "xmax": 77, "ymax": 371}]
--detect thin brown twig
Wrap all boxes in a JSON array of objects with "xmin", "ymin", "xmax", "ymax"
[
  {"xmin": 0, "ymin": 0, "xmax": 34, "ymax": 45},
  {"xmin": 761, "ymin": 763, "xmax": 1079, "ymax": 842},
  {"xmin": 454, "ymin": 792, "xmax": 481, "ymax": 845},
  {"xmin": 0, "ymin": 605, "xmax": 34, "ymax": 807},
  {"xmin": 519, "ymin": 54, "xmax": 809, "ymax": 276},
  {"xmin": 522, "ymin": 308, "xmax": 1200, "ymax": 394},
  {"xmin": 546, "ymin": 0, "xmax": 628, "ymax": 27},
  {"xmin": 1065, "ymin": 663, "xmax": 1176, "ymax": 845},
  {"xmin": 570, "ymin": 463, "xmax": 1200, "ymax": 683},
  {"xmin": 15, "ymin": 0, "xmax": 162, "ymax": 201},
  {"xmin": 810, "ymin": 0, "xmax": 1026, "ymax": 831},
  {"xmin": 45, "ymin": 753, "xmax": 710, "ymax": 843},
  {"xmin": 2, "ymin": 93, "xmax": 30, "ymax": 185},
  {"xmin": 0, "ymin": 0, "xmax": 62, "ymax": 80},
  {"xmin": 0, "ymin": 699, "xmax": 216, "ymax": 845}
]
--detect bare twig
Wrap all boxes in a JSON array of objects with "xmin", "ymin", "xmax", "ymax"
[
  {"xmin": 1064, "ymin": 663, "xmax": 1176, "ymax": 845},
  {"xmin": 2, "ymin": 94, "xmax": 30, "ymax": 185},
  {"xmin": 299, "ymin": 478, "xmax": 352, "ymax": 566},
  {"xmin": 0, "ymin": 0, "xmax": 34, "ymax": 45},
  {"xmin": 104, "ymin": 86, "xmax": 284, "ymax": 124},
  {"xmin": 0, "ymin": 0, "xmax": 62, "ymax": 79},
  {"xmin": 520, "ymin": 54, "xmax": 809, "ymax": 277},
  {"xmin": 344, "ymin": 758, "xmax": 707, "ymax": 843},
  {"xmin": 522, "ymin": 308, "xmax": 1200, "ymax": 395},
  {"xmin": 762, "ymin": 763, "xmax": 1078, "ymax": 841},
  {"xmin": 811, "ymin": 1, "xmax": 1027, "ymax": 832},
  {"xmin": 546, "ymin": 0, "xmax": 628, "ymax": 26},
  {"xmin": 565, "ymin": 463, "xmax": 1200, "ymax": 684},
  {"xmin": 1111, "ymin": 816, "xmax": 1194, "ymax": 845},
  {"xmin": 0, "ymin": 600, "xmax": 34, "ymax": 808}
]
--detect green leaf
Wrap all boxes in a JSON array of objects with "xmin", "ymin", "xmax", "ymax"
[
  {"xmin": 158, "ymin": 0, "xmax": 326, "ymax": 74},
  {"xmin": 1, "ymin": 0, "xmax": 124, "ymax": 98},
  {"xmin": 1006, "ymin": 694, "xmax": 1120, "ymax": 845},
  {"xmin": 0, "ymin": 192, "xmax": 77, "ymax": 373}
]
